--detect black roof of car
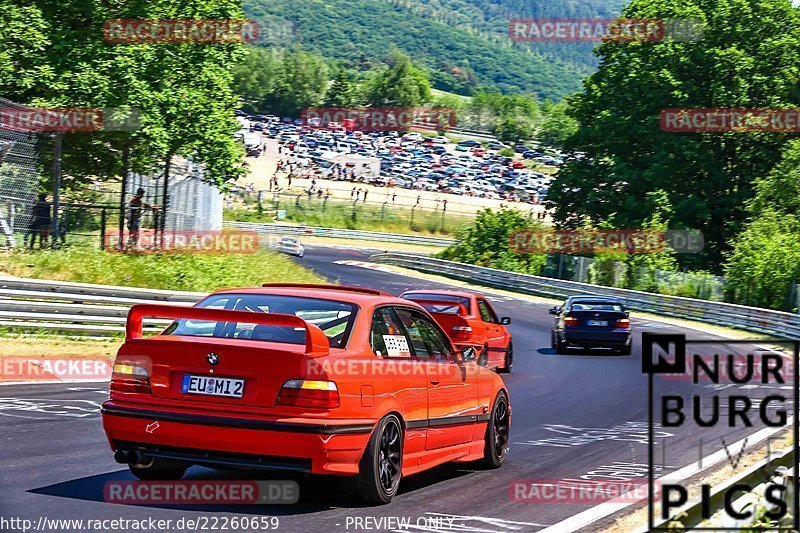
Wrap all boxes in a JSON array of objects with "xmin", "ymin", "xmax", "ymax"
[{"xmin": 568, "ymin": 296, "xmax": 623, "ymax": 303}]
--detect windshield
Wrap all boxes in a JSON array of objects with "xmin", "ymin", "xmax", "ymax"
[
  {"xmin": 164, "ymin": 294, "xmax": 357, "ymax": 348},
  {"xmin": 403, "ymin": 293, "xmax": 471, "ymax": 314}
]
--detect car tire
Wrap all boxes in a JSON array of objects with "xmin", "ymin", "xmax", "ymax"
[
  {"xmin": 551, "ymin": 331, "xmax": 565, "ymax": 354},
  {"xmin": 498, "ymin": 341, "xmax": 513, "ymax": 373},
  {"xmin": 482, "ymin": 391, "xmax": 510, "ymax": 468},
  {"xmin": 618, "ymin": 342, "xmax": 632, "ymax": 356},
  {"xmin": 355, "ymin": 414, "xmax": 403, "ymax": 505},
  {"xmin": 129, "ymin": 458, "xmax": 188, "ymax": 480}
]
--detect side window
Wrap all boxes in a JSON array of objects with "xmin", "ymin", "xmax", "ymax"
[
  {"xmin": 478, "ymin": 299, "xmax": 498, "ymax": 323},
  {"xmin": 395, "ymin": 308, "xmax": 453, "ymax": 361},
  {"xmin": 370, "ymin": 308, "xmax": 410, "ymax": 358}
]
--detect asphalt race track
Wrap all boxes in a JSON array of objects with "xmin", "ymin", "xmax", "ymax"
[{"xmin": 0, "ymin": 245, "xmax": 793, "ymax": 533}]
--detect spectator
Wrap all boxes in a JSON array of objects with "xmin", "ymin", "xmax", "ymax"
[
  {"xmin": 29, "ymin": 193, "xmax": 51, "ymax": 249},
  {"xmin": 127, "ymin": 187, "xmax": 159, "ymax": 250}
]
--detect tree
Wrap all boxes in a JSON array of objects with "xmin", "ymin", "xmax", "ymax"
[
  {"xmin": 234, "ymin": 47, "xmax": 280, "ymax": 112},
  {"xmin": 0, "ymin": 2, "xmax": 53, "ymax": 99},
  {"xmin": 324, "ymin": 68, "xmax": 355, "ymax": 107},
  {"xmin": 724, "ymin": 210, "xmax": 800, "ymax": 310},
  {"xmin": 548, "ymin": 0, "xmax": 800, "ymax": 271},
  {"xmin": 437, "ymin": 207, "xmax": 546, "ymax": 275},
  {"xmin": 538, "ymin": 100, "xmax": 578, "ymax": 148},
  {"xmin": 723, "ymin": 138, "xmax": 800, "ymax": 309},
  {"xmin": 496, "ymin": 115, "xmax": 534, "ymax": 144},
  {"xmin": 364, "ymin": 51, "xmax": 431, "ymax": 107}
]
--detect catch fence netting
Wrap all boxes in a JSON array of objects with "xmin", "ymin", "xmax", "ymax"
[{"xmin": 0, "ymin": 97, "xmax": 47, "ymax": 247}]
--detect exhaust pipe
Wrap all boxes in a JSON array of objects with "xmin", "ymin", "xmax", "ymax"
[
  {"xmin": 114, "ymin": 449, "xmax": 149, "ymax": 466},
  {"xmin": 127, "ymin": 450, "xmax": 143, "ymax": 465}
]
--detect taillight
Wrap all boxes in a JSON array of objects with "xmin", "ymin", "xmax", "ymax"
[
  {"xmin": 615, "ymin": 318, "xmax": 631, "ymax": 329},
  {"xmin": 110, "ymin": 361, "xmax": 151, "ymax": 394},
  {"xmin": 450, "ymin": 325, "xmax": 473, "ymax": 340},
  {"xmin": 563, "ymin": 316, "xmax": 579, "ymax": 327},
  {"xmin": 277, "ymin": 380, "xmax": 340, "ymax": 409}
]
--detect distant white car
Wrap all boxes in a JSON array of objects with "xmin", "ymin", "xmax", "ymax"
[
  {"xmin": 277, "ymin": 237, "xmax": 305, "ymax": 258},
  {"xmin": 433, "ymin": 136, "xmax": 449, "ymax": 144},
  {"xmin": 403, "ymin": 132, "xmax": 423, "ymax": 142}
]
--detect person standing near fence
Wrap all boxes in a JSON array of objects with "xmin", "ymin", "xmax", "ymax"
[
  {"xmin": 127, "ymin": 188, "xmax": 159, "ymax": 251},
  {"xmin": 29, "ymin": 193, "xmax": 51, "ymax": 249}
]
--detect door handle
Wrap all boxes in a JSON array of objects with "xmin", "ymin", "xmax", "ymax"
[{"xmin": 429, "ymin": 377, "xmax": 440, "ymax": 385}]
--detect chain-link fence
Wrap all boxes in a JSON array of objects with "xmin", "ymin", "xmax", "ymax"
[
  {"xmin": 0, "ymin": 97, "xmax": 223, "ymax": 250},
  {"xmin": 126, "ymin": 159, "xmax": 222, "ymax": 233},
  {"xmin": 0, "ymin": 97, "xmax": 48, "ymax": 247}
]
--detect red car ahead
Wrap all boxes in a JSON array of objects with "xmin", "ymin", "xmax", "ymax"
[
  {"xmin": 102, "ymin": 284, "xmax": 510, "ymax": 504},
  {"xmin": 400, "ymin": 290, "xmax": 513, "ymax": 373}
]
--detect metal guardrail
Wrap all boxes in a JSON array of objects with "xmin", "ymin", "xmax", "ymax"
[
  {"xmin": 225, "ymin": 221, "xmax": 455, "ymax": 247},
  {"xmin": 0, "ymin": 277, "xmax": 203, "ymax": 335},
  {"xmin": 371, "ymin": 252, "xmax": 800, "ymax": 339}
]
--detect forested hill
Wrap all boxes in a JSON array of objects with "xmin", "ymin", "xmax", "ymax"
[{"xmin": 244, "ymin": 0, "xmax": 625, "ymax": 100}]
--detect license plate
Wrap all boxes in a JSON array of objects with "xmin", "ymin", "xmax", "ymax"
[
  {"xmin": 587, "ymin": 320, "xmax": 608, "ymax": 326},
  {"xmin": 181, "ymin": 374, "xmax": 245, "ymax": 398}
]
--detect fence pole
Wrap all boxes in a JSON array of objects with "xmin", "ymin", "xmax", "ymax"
[
  {"xmin": 51, "ymin": 133, "xmax": 63, "ymax": 249},
  {"xmin": 119, "ymin": 144, "xmax": 129, "ymax": 250},
  {"xmin": 100, "ymin": 207, "xmax": 107, "ymax": 250}
]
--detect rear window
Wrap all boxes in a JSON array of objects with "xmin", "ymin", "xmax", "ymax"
[
  {"xmin": 417, "ymin": 302, "xmax": 463, "ymax": 315},
  {"xmin": 163, "ymin": 294, "xmax": 357, "ymax": 348},
  {"xmin": 570, "ymin": 302, "xmax": 624, "ymax": 312},
  {"xmin": 403, "ymin": 293, "xmax": 471, "ymax": 314}
]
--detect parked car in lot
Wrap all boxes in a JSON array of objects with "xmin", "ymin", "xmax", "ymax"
[
  {"xmin": 276, "ymin": 237, "xmax": 305, "ymax": 257},
  {"xmin": 550, "ymin": 296, "xmax": 632, "ymax": 355},
  {"xmin": 486, "ymin": 141, "xmax": 508, "ymax": 150},
  {"xmin": 458, "ymin": 139, "xmax": 481, "ymax": 148},
  {"xmin": 102, "ymin": 285, "xmax": 510, "ymax": 504},
  {"xmin": 401, "ymin": 290, "xmax": 513, "ymax": 372}
]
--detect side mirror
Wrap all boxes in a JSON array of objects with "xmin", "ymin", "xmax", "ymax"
[
  {"xmin": 500, "ymin": 317, "xmax": 511, "ymax": 325},
  {"xmin": 549, "ymin": 307, "xmax": 559, "ymax": 315},
  {"xmin": 624, "ymin": 311, "xmax": 630, "ymax": 318},
  {"xmin": 461, "ymin": 346, "xmax": 477, "ymax": 364}
]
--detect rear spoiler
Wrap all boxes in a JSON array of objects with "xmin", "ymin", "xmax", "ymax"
[
  {"xmin": 126, "ymin": 304, "xmax": 330, "ymax": 356},
  {"xmin": 407, "ymin": 298, "xmax": 468, "ymax": 316}
]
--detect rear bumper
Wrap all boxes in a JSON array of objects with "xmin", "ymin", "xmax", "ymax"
[
  {"xmin": 102, "ymin": 402, "xmax": 374, "ymax": 476},
  {"xmin": 562, "ymin": 329, "xmax": 631, "ymax": 347}
]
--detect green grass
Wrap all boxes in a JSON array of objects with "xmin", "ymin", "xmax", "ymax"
[
  {"xmin": 0, "ymin": 246, "xmax": 324, "ymax": 292},
  {"xmin": 227, "ymin": 196, "xmax": 474, "ymax": 236}
]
